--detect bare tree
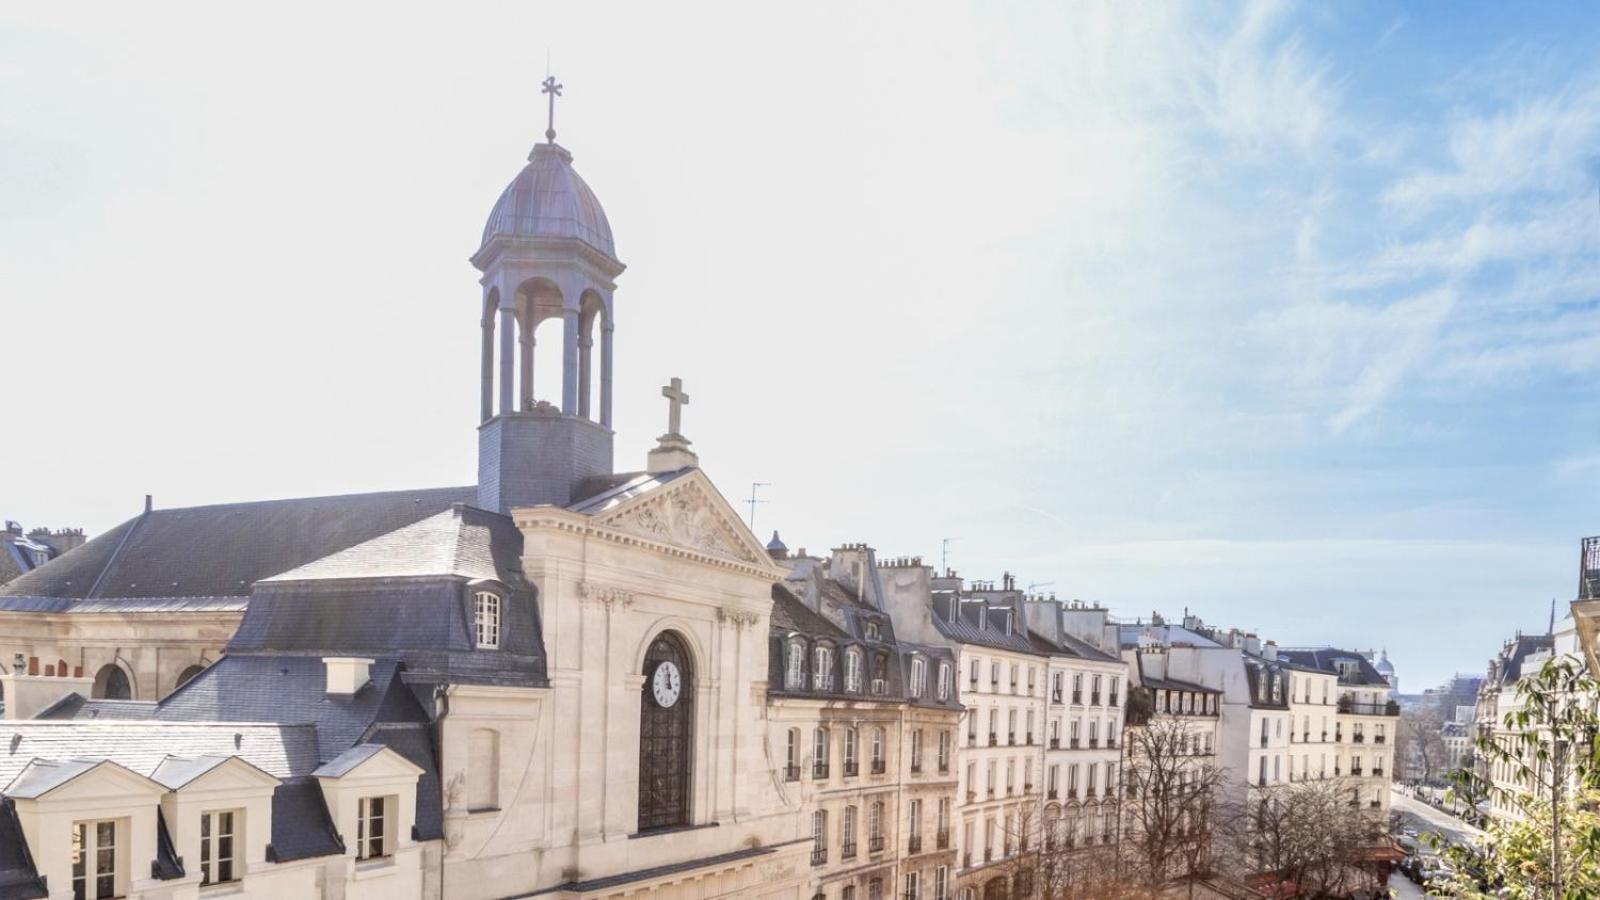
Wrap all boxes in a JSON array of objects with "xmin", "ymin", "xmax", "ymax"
[
  {"xmin": 1116, "ymin": 708, "xmax": 1232, "ymax": 896},
  {"xmin": 1224, "ymin": 779, "xmax": 1386, "ymax": 898},
  {"xmin": 1398, "ymin": 706, "xmax": 1448, "ymax": 784}
]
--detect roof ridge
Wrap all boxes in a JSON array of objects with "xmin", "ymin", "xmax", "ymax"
[{"xmin": 86, "ymin": 511, "xmax": 149, "ymax": 600}]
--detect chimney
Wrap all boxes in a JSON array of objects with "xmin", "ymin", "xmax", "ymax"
[
  {"xmin": 144, "ymin": 494, "xmax": 153, "ymax": 514},
  {"xmin": 1263, "ymin": 640, "xmax": 1278, "ymax": 661},
  {"xmin": 324, "ymin": 657, "xmax": 373, "ymax": 696}
]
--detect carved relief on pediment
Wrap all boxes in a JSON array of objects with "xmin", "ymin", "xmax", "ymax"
[{"xmin": 600, "ymin": 481, "xmax": 761, "ymax": 564}]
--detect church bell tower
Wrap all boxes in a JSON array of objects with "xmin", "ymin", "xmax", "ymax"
[{"xmin": 473, "ymin": 76, "xmax": 624, "ymax": 512}]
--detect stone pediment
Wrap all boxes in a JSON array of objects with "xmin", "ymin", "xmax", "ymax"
[{"xmin": 592, "ymin": 474, "xmax": 767, "ymax": 566}]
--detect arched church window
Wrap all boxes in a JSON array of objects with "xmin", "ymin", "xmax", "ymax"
[
  {"xmin": 474, "ymin": 591, "xmax": 501, "ymax": 649},
  {"xmin": 845, "ymin": 648, "xmax": 863, "ymax": 693},
  {"xmin": 467, "ymin": 728, "xmax": 500, "ymax": 811},
  {"xmin": 92, "ymin": 664, "xmax": 131, "ymax": 700},
  {"xmin": 175, "ymin": 664, "xmax": 205, "ymax": 690},
  {"xmin": 638, "ymin": 632, "xmax": 692, "ymax": 832}
]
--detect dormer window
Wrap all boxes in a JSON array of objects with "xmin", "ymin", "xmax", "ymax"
[
  {"xmin": 72, "ymin": 819, "xmax": 121, "ymax": 900},
  {"xmin": 866, "ymin": 621, "xmax": 881, "ymax": 640},
  {"xmin": 357, "ymin": 795, "xmax": 392, "ymax": 860},
  {"xmin": 910, "ymin": 657, "xmax": 926, "ymax": 698},
  {"xmin": 814, "ymin": 645, "xmax": 834, "ymax": 691},
  {"xmin": 845, "ymin": 648, "xmax": 863, "ymax": 692},
  {"xmin": 787, "ymin": 640, "xmax": 806, "ymax": 689},
  {"xmin": 200, "ymin": 809, "xmax": 240, "ymax": 885},
  {"xmin": 937, "ymin": 662, "xmax": 951, "ymax": 701},
  {"xmin": 474, "ymin": 591, "xmax": 501, "ymax": 649}
]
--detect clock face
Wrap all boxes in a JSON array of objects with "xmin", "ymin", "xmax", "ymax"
[{"xmin": 652, "ymin": 660, "xmax": 682, "ymax": 708}]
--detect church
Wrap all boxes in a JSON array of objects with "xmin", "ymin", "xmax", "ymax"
[{"xmin": 0, "ymin": 84, "xmax": 980, "ymax": 900}]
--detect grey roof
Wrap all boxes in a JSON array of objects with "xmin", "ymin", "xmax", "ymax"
[
  {"xmin": 0, "ymin": 722, "xmax": 322, "ymax": 786},
  {"xmin": 566, "ymin": 469, "xmax": 689, "ymax": 516},
  {"xmin": 230, "ymin": 506, "xmax": 548, "ymax": 687},
  {"xmin": 312, "ymin": 743, "xmax": 387, "ymax": 778},
  {"xmin": 479, "ymin": 142, "xmax": 616, "ymax": 258},
  {"xmin": 1277, "ymin": 648, "xmax": 1392, "ymax": 686},
  {"xmin": 1027, "ymin": 628, "xmax": 1121, "ymax": 664},
  {"xmin": 0, "ymin": 799, "xmax": 45, "ymax": 900},
  {"xmin": 3, "ymin": 759, "xmax": 104, "ymax": 799},
  {"xmin": 270, "ymin": 778, "xmax": 344, "ymax": 861},
  {"xmin": 1118, "ymin": 623, "xmax": 1223, "ymax": 649},
  {"xmin": 0, "ymin": 486, "xmax": 473, "ymax": 603},
  {"xmin": 150, "ymin": 754, "xmax": 275, "ymax": 790},
  {"xmin": 35, "ymin": 697, "xmax": 159, "ymax": 719},
  {"xmin": 932, "ymin": 603, "xmax": 1042, "ymax": 656}
]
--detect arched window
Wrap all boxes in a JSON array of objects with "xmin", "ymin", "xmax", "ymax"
[
  {"xmin": 814, "ymin": 644, "xmax": 833, "ymax": 691},
  {"xmin": 845, "ymin": 648, "xmax": 863, "ymax": 693},
  {"xmin": 786, "ymin": 639, "xmax": 805, "ymax": 690},
  {"xmin": 474, "ymin": 591, "xmax": 501, "ymax": 649},
  {"xmin": 909, "ymin": 657, "xmax": 927, "ymax": 698},
  {"xmin": 174, "ymin": 664, "xmax": 205, "ymax": 690},
  {"xmin": 467, "ymin": 728, "xmax": 500, "ymax": 811},
  {"xmin": 92, "ymin": 664, "xmax": 131, "ymax": 700},
  {"xmin": 639, "ymin": 632, "xmax": 693, "ymax": 831}
]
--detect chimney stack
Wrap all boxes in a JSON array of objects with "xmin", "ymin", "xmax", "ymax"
[{"xmin": 324, "ymin": 657, "xmax": 373, "ymax": 696}]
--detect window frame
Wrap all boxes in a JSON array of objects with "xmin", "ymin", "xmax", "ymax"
[
  {"xmin": 357, "ymin": 795, "xmax": 394, "ymax": 861},
  {"xmin": 199, "ymin": 808, "xmax": 241, "ymax": 886},
  {"xmin": 473, "ymin": 590, "xmax": 501, "ymax": 650}
]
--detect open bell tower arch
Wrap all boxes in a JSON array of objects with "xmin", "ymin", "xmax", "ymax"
[{"xmin": 473, "ymin": 78, "xmax": 626, "ymax": 512}]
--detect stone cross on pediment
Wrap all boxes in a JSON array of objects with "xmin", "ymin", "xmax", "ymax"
[{"xmin": 661, "ymin": 377, "xmax": 689, "ymax": 437}]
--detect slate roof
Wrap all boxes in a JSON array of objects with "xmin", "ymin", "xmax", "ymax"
[
  {"xmin": 231, "ymin": 505, "xmax": 548, "ymax": 687},
  {"xmin": 3, "ymin": 760, "xmax": 105, "ymax": 799},
  {"xmin": 1118, "ymin": 623, "xmax": 1223, "ymax": 649},
  {"xmin": 1027, "ymin": 628, "xmax": 1121, "ymax": 664},
  {"xmin": 770, "ymin": 584, "xmax": 847, "ymax": 638},
  {"xmin": 1277, "ymin": 648, "xmax": 1392, "ymax": 687},
  {"xmin": 932, "ymin": 602, "xmax": 1042, "ymax": 656},
  {"xmin": 0, "ymin": 486, "xmax": 473, "ymax": 604},
  {"xmin": 312, "ymin": 743, "xmax": 388, "ymax": 778},
  {"xmin": 0, "ymin": 799, "xmax": 45, "ymax": 900},
  {"xmin": 566, "ymin": 469, "xmax": 690, "ymax": 516},
  {"xmin": 0, "ymin": 722, "xmax": 322, "ymax": 785},
  {"xmin": 270, "ymin": 777, "xmax": 344, "ymax": 861},
  {"xmin": 1487, "ymin": 635, "xmax": 1556, "ymax": 685},
  {"xmin": 150, "ymin": 754, "xmax": 274, "ymax": 790}
]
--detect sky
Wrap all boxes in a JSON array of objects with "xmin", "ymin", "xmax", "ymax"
[{"xmin": 2, "ymin": 1, "xmax": 1598, "ymax": 691}]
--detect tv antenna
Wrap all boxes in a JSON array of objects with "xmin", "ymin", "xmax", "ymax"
[
  {"xmin": 941, "ymin": 537, "xmax": 959, "ymax": 575},
  {"xmin": 745, "ymin": 482, "xmax": 770, "ymax": 532}
]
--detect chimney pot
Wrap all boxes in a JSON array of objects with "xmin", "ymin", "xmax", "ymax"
[{"xmin": 323, "ymin": 657, "xmax": 374, "ymax": 696}]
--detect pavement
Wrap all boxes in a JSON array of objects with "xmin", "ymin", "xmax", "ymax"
[{"xmin": 1390, "ymin": 786, "xmax": 1483, "ymax": 848}]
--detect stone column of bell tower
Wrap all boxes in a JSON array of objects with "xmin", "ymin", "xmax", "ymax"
[{"xmin": 472, "ymin": 135, "xmax": 626, "ymax": 513}]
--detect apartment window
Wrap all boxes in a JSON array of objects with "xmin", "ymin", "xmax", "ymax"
[
  {"xmin": 911, "ymin": 729, "xmax": 924, "ymax": 772},
  {"xmin": 1025, "ymin": 710, "xmax": 1034, "ymax": 743},
  {"xmin": 1050, "ymin": 719, "xmax": 1060, "ymax": 746},
  {"xmin": 71, "ymin": 819, "xmax": 119, "ymax": 900},
  {"xmin": 990, "ymin": 661, "xmax": 1000, "ymax": 688},
  {"xmin": 843, "ymin": 805, "xmax": 858, "ymax": 858},
  {"xmin": 866, "ymin": 621, "xmax": 881, "ymax": 640},
  {"xmin": 474, "ymin": 591, "xmax": 501, "ymax": 649},
  {"xmin": 1068, "ymin": 763, "xmax": 1079, "ymax": 797},
  {"xmin": 1048, "ymin": 764, "xmax": 1058, "ymax": 797},
  {"xmin": 935, "ymin": 865, "xmax": 949, "ymax": 900},
  {"xmin": 1007, "ymin": 709, "xmax": 1017, "ymax": 744},
  {"xmin": 1006, "ymin": 759, "xmax": 1015, "ymax": 794},
  {"xmin": 937, "ymin": 662, "xmax": 951, "ymax": 701},
  {"xmin": 967, "ymin": 710, "xmax": 977, "ymax": 745},
  {"xmin": 1052, "ymin": 672, "xmax": 1063, "ymax": 702},
  {"xmin": 845, "ymin": 727, "xmax": 859, "ymax": 775},
  {"xmin": 357, "ymin": 796, "xmax": 392, "ymax": 860},
  {"xmin": 1091, "ymin": 673, "xmax": 1102, "ymax": 703},
  {"xmin": 1089, "ymin": 719, "xmax": 1099, "ymax": 747},
  {"xmin": 786, "ymin": 641, "xmax": 805, "ymax": 689},
  {"xmin": 814, "ymin": 645, "xmax": 834, "ymax": 691},
  {"xmin": 785, "ymin": 728, "xmax": 801, "ymax": 780},
  {"xmin": 870, "ymin": 801, "xmax": 884, "ymax": 846},
  {"xmin": 1108, "ymin": 676, "xmax": 1119, "ymax": 705},
  {"xmin": 988, "ymin": 708, "xmax": 998, "ymax": 744},
  {"xmin": 937, "ymin": 731, "xmax": 951, "ymax": 771},
  {"xmin": 872, "ymin": 653, "xmax": 890, "ymax": 695},
  {"xmin": 844, "ymin": 887, "xmax": 857, "ymax": 900},
  {"xmin": 965, "ymin": 762, "xmax": 976, "ymax": 799},
  {"xmin": 1023, "ymin": 759, "xmax": 1032, "ymax": 791},
  {"xmin": 872, "ymin": 728, "xmax": 886, "ymax": 772},
  {"xmin": 986, "ymin": 760, "xmax": 997, "ymax": 797},
  {"xmin": 908, "ymin": 798, "xmax": 922, "ymax": 842},
  {"xmin": 813, "ymin": 728, "xmax": 831, "ymax": 778},
  {"xmin": 1070, "ymin": 719, "xmax": 1080, "ymax": 747},
  {"xmin": 869, "ymin": 878, "xmax": 883, "ymax": 900},
  {"xmin": 811, "ymin": 810, "xmax": 828, "ymax": 865},
  {"xmin": 1009, "ymin": 663, "xmax": 1019, "ymax": 694},
  {"xmin": 910, "ymin": 657, "xmax": 927, "ymax": 697},
  {"xmin": 969, "ymin": 658, "xmax": 980, "ymax": 687},
  {"xmin": 846, "ymin": 649, "xmax": 863, "ymax": 693},
  {"xmin": 1027, "ymin": 666, "xmax": 1036, "ymax": 694},
  {"xmin": 1087, "ymin": 762, "xmax": 1097, "ymax": 794},
  {"xmin": 199, "ymin": 810, "xmax": 239, "ymax": 885},
  {"xmin": 1072, "ymin": 673, "xmax": 1083, "ymax": 703},
  {"xmin": 905, "ymin": 872, "xmax": 920, "ymax": 899}
]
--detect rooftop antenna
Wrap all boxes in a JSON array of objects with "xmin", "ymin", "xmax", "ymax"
[
  {"xmin": 1027, "ymin": 581, "xmax": 1055, "ymax": 594},
  {"xmin": 745, "ymin": 482, "xmax": 770, "ymax": 533},
  {"xmin": 941, "ymin": 537, "xmax": 959, "ymax": 576}
]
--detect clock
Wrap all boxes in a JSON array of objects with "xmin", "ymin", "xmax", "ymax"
[{"xmin": 651, "ymin": 660, "xmax": 682, "ymax": 708}]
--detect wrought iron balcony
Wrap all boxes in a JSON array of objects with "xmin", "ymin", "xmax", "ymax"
[
  {"xmin": 813, "ymin": 762, "xmax": 829, "ymax": 779},
  {"xmin": 936, "ymin": 828, "xmax": 949, "ymax": 850},
  {"xmin": 908, "ymin": 835, "xmax": 922, "ymax": 854},
  {"xmin": 872, "ymin": 759, "xmax": 886, "ymax": 775},
  {"xmin": 811, "ymin": 848, "xmax": 827, "ymax": 867},
  {"xmin": 869, "ymin": 835, "xmax": 885, "ymax": 853},
  {"xmin": 1050, "ymin": 738, "xmax": 1060, "ymax": 749},
  {"xmin": 842, "ymin": 841, "xmax": 857, "ymax": 859},
  {"xmin": 784, "ymin": 765, "xmax": 800, "ymax": 782},
  {"xmin": 911, "ymin": 760, "xmax": 922, "ymax": 774},
  {"xmin": 844, "ymin": 761, "xmax": 859, "ymax": 777},
  {"xmin": 1008, "ymin": 733, "xmax": 1016, "ymax": 746},
  {"xmin": 1072, "ymin": 691, "xmax": 1082, "ymax": 704},
  {"xmin": 1091, "ymin": 693, "xmax": 1101, "ymax": 705},
  {"xmin": 989, "ymin": 733, "xmax": 998, "ymax": 746}
]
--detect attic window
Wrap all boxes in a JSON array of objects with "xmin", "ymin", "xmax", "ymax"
[
  {"xmin": 474, "ymin": 591, "xmax": 501, "ymax": 649},
  {"xmin": 865, "ymin": 621, "xmax": 880, "ymax": 640}
]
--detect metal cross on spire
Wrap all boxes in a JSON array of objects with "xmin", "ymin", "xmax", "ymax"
[
  {"xmin": 661, "ymin": 377, "xmax": 690, "ymax": 436},
  {"xmin": 541, "ymin": 74, "xmax": 563, "ymax": 143}
]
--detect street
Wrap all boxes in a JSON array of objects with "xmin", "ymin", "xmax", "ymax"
[{"xmin": 1389, "ymin": 787, "xmax": 1484, "ymax": 848}]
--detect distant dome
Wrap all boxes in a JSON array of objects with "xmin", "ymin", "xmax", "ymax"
[
  {"xmin": 767, "ymin": 531, "xmax": 788, "ymax": 553},
  {"xmin": 1375, "ymin": 650, "xmax": 1394, "ymax": 674},
  {"xmin": 480, "ymin": 142, "xmax": 615, "ymax": 258}
]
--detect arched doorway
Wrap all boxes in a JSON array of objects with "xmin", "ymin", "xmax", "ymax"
[
  {"xmin": 638, "ymin": 631, "xmax": 693, "ymax": 832},
  {"xmin": 92, "ymin": 664, "xmax": 131, "ymax": 700},
  {"xmin": 983, "ymin": 876, "xmax": 1009, "ymax": 900}
]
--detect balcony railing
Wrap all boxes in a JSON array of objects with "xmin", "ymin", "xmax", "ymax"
[
  {"xmin": 813, "ymin": 762, "xmax": 830, "ymax": 779},
  {"xmin": 989, "ymin": 733, "xmax": 998, "ymax": 747},
  {"xmin": 936, "ymin": 829, "xmax": 950, "ymax": 850},
  {"xmin": 1091, "ymin": 693, "xmax": 1101, "ymax": 705},
  {"xmin": 1109, "ymin": 693, "xmax": 1119, "ymax": 706},
  {"xmin": 844, "ymin": 761, "xmax": 859, "ymax": 777},
  {"xmin": 1050, "ymin": 738, "xmax": 1060, "ymax": 749},
  {"xmin": 911, "ymin": 761, "xmax": 922, "ymax": 774},
  {"xmin": 872, "ymin": 759, "xmax": 886, "ymax": 775},
  {"xmin": 1072, "ymin": 691, "xmax": 1082, "ymax": 704},
  {"xmin": 1008, "ymin": 733, "xmax": 1016, "ymax": 746},
  {"xmin": 1353, "ymin": 734, "xmax": 1365, "ymax": 743},
  {"xmin": 1088, "ymin": 738, "xmax": 1098, "ymax": 749},
  {"xmin": 1048, "ymin": 788, "xmax": 1058, "ymax": 799},
  {"xmin": 842, "ymin": 841, "xmax": 857, "ymax": 859},
  {"xmin": 1023, "ymin": 782, "xmax": 1033, "ymax": 794},
  {"xmin": 963, "ymin": 852, "xmax": 972, "ymax": 869},
  {"xmin": 1351, "ymin": 767, "xmax": 1363, "ymax": 776},
  {"xmin": 1338, "ymin": 698, "xmax": 1401, "ymax": 716},
  {"xmin": 784, "ymin": 765, "xmax": 800, "ymax": 782},
  {"xmin": 1259, "ymin": 736, "xmax": 1268, "ymax": 748},
  {"xmin": 1052, "ymin": 691, "xmax": 1063, "ymax": 704},
  {"xmin": 1257, "ymin": 776, "xmax": 1267, "ymax": 787},
  {"xmin": 908, "ymin": 835, "xmax": 922, "ymax": 854},
  {"xmin": 938, "ymin": 760, "xmax": 950, "ymax": 774},
  {"xmin": 1025, "ymin": 733, "xmax": 1034, "ymax": 745},
  {"xmin": 811, "ymin": 848, "xmax": 827, "ymax": 866},
  {"xmin": 986, "ymin": 787, "xmax": 995, "ymax": 799},
  {"xmin": 1369, "ymin": 799, "xmax": 1381, "ymax": 809},
  {"xmin": 1374, "ymin": 735, "xmax": 1386, "ymax": 744},
  {"xmin": 869, "ymin": 835, "xmax": 884, "ymax": 853},
  {"xmin": 1070, "ymin": 738, "xmax": 1080, "ymax": 749}
]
